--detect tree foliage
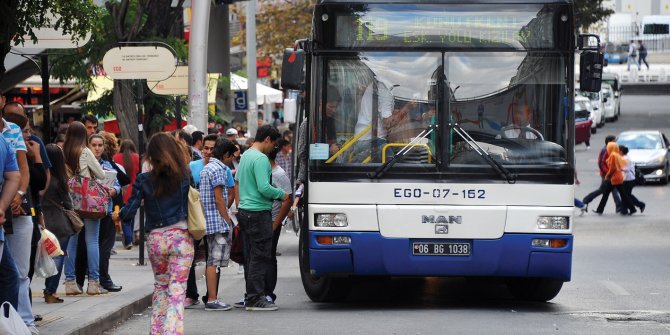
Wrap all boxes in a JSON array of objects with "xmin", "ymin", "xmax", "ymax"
[
  {"xmin": 0, "ymin": 0, "xmax": 97, "ymax": 78},
  {"xmin": 574, "ymin": 0, "xmax": 614, "ymax": 31},
  {"xmin": 233, "ymin": 0, "xmax": 315, "ymax": 74}
]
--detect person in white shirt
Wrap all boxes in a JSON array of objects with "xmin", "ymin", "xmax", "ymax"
[
  {"xmin": 351, "ymin": 81, "xmax": 397, "ymax": 162},
  {"xmin": 627, "ymin": 40, "xmax": 640, "ymax": 71}
]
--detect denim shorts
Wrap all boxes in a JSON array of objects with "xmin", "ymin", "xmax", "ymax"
[{"xmin": 206, "ymin": 232, "xmax": 231, "ymax": 267}]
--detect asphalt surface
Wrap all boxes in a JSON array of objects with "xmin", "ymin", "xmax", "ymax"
[{"xmin": 107, "ymin": 94, "xmax": 670, "ymax": 335}]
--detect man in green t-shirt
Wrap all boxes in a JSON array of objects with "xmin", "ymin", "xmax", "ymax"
[{"xmin": 235, "ymin": 125, "xmax": 288, "ymax": 311}]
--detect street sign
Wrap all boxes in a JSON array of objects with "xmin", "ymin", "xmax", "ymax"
[
  {"xmin": 148, "ymin": 66, "xmax": 189, "ymax": 95},
  {"xmin": 102, "ymin": 46, "xmax": 176, "ymax": 81},
  {"xmin": 13, "ymin": 13, "xmax": 91, "ymax": 49},
  {"xmin": 234, "ymin": 91, "xmax": 248, "ymax": 112}
]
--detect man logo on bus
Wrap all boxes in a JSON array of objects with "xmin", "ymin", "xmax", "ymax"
[{"xmin": 421, "ymin": 215, "xmax": 462, "ymax": 224}]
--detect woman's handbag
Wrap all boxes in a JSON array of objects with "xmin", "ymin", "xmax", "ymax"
[
  {"xmin": 187, "ymin": 186, "xmax": 206, "ymax": 240},
  {"xmin": 67, "ymin": 175, "xmax": 110, "ymax": 219},
  {"xmin": 46, "ymin": 198, "xmax": 84, "ymax": 233},
  {"xmin": 64, "ymin": 209, "xmax": 84, "ymax": 232}
]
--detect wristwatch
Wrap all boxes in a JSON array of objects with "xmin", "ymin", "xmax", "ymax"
[{"xmin": 17, "ymin": 190, "xmax": 25, "ymax": 197}]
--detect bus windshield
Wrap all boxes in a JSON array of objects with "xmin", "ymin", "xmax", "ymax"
[{"xmin": 311, "ymin": 51, "xmax": 568, "ymax": 174}]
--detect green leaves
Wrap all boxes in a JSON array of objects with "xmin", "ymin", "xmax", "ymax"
[{"xmin": 573, "ymin": 0, "xmax": 615, "ymax": 31}]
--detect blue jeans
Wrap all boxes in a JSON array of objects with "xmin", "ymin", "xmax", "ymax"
[
  {"xmin": 44, "ymin": 235, "xmax": 73, "ymax": 294},
  {"xmin": 0, "ymin": 241, "xmax": 20, "ymax": 309},
  {"xmin": 627, "ymin": 55, "xmax": 639, "ymax": 71},
  {"xmin": 122, "ymin": 217, "xmax": 134, "ymax": 246},
  {"xmin": 64, "ymin": 233, "xmax": 79, "ymax": 281},
  {"xmin": 64, "ymin": 219, "xmax": 101, "ymax": 281},
  {"xmin": 5, "ymin": 216, "xmax": 35, "ymax": 326}
]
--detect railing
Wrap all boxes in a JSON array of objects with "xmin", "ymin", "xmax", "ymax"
[
  {"xmin": 604, "ymin": 65, "xmax": 670, "ymax": 83},
  {"xmin": 583, "ymin": 26, "xmax": 670, "ymax": 53}
]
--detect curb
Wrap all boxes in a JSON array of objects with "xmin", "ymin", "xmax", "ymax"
[{"xmin": 66, "ymin": 292, "xmax": 152, "ymax": 335}]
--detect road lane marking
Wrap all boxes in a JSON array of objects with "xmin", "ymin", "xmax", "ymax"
[{"xmin": 599, "ymin": 280, "xmax": 631, "ymax": 296}]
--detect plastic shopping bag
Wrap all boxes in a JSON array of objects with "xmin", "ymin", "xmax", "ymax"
[
  {"xmin": 0, "ymin": 302, "xmax": 31, "ymax": 335},
  {"xmin": 34, "ymin": 240, "xmax": 58, "ymax": 278},
  {"xmin": 41, "ymin": 228, "xmax": 63, "ymax": 257}
]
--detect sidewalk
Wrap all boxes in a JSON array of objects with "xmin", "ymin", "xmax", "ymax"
[{"xmin": 30, "ymin": 242, "xmax": 155, "ymax": 335}]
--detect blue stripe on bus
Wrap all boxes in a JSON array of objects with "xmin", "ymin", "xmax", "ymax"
[{"xmin": 308, "ymin": 232, "xmax": 572, "ymax": 281}]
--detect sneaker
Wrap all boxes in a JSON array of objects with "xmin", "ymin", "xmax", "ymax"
[
  {"xmin": 184, "ymin": 297, "xmax": 200, "ymax": 309},
  {"xmin": 204, "ymin": 300, "xmax": 232, "ymax": 311},
  {"xmin": 265, "ymin": 295, "xmax": 273, "ymax": 303},
  {"xmin": 579, "ymin": 204, "xmax": 587, "ymax": 216},
  {"xmin": 245, "ymin": 299, "xmax": 278, "ymax": 311},
  {"xmin": 233, "ymin": 297, "xmax": 245, "ymax": 308}
]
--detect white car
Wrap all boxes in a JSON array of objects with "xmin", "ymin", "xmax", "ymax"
[
  {"xmin": 601, "ymin": 84, "xmax": 616, "ymax": 121},
  {"xmin": 575, "ymin": 95, "xmax": 598, "ymax": 134},
  {"xmin": 576, "ymin": 89, "xmax": 605, "ymax": 128}
]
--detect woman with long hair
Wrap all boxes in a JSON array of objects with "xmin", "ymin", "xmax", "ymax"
[
  {"xmin": 42, "ymin": 144, "xmax": 77, "ymax": 303},
  {"xmin": 86, "ymin": 133, "xmax": 123, "ymax": 292},
  {"xmin": 113, "ymin": 133, "xmax": 192, "ymax": 335},
  {"xmin": 113, "ymin": 139, "xmax": 140, "ymax": 248},
  {"xmin": 62, "ymin": 121, "xmax": 107, "ymax": 295}
]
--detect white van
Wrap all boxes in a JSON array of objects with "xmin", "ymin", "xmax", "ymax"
[{"xmin": 642, "ymin": 15, "xmax": 670, "ymax": 36}]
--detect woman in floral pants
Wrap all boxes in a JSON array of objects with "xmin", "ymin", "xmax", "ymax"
[{"xmin": 115, "ymin": 133, "xmax": 193, "ymax": 334}]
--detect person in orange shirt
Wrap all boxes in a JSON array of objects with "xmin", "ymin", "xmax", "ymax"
[{"xmin": 594, "ymin": 142, "xmax": 636, "ymax": 215}]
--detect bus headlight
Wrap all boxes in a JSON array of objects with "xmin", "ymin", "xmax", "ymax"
[
  {"xmin": 537, "ymin": 216, "xmax": 569, "ymax": 230},
  {"xmin": 315, "ymin": 214, "xmax": 348, "ymax": 227}
]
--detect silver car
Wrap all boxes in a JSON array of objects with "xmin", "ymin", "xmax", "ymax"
[{"xmin": 617, "ymin": 130, "xmax": 670, "ymax": 185}]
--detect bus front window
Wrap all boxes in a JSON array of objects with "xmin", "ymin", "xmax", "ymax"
[{"xmin": 317, "ymin": 54, "xmax": 440, "ymax": 166}]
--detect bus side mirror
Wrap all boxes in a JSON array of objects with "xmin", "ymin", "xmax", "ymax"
[
  {"xmin": 580, "ymin": 51, "xmax": 603, "ymax": 92},
  {"xmin": 281, "ymin": 48, "xmax": 305, "ymax": 91}
]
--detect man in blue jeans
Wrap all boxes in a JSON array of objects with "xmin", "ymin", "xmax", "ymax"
[
  {"xmin": 0, "ymin": 133, "xmax": 22, "ymax": 310},
  {"xmin": 235, "ymin": 125, "xmax": 288, "ymax": 311}
]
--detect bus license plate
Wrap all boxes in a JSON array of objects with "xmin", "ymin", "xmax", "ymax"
[{"xmin": 412, "ymin": 242, "xmax": 471, "ymax": 256}]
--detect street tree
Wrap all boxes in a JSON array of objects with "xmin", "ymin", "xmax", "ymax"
[
  {"xmin": 574, "ymin": 0, "xmax": 614, "ymax": 31},
  {"xmin": 51, "ymin": 0, "xmax": 187, "ymax": 147},
  {"xmin": 0, "ymin": 0, "xmax": 96, "ymax": 80},
  {"xmin": 232, "ymin": 0, "xmax": 314, "ymax": 75}
]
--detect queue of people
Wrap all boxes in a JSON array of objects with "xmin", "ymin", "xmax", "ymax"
[{"xmin": 0, "ymin": 96, "xmax": 296, "ymax": 334}]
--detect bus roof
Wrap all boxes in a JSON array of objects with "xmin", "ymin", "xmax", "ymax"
[{"xmin": 318, "ymin": 0, "xmax": 571, "ymax": 4}]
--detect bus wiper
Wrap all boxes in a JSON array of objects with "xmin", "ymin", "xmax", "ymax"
[
  {"xmin": 368, "ymin": 124, "xmax": 437, "ymax": 179},
  {"xmin": 450, "ymin": 123, "xmax": 517, "ymax": 184}
]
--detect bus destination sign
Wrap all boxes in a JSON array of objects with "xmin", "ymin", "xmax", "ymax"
[{"xmin": 334, "ymin": 4, "xmax": 557, "ymax": 49}]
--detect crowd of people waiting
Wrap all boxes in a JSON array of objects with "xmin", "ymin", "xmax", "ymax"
[{"xmin": 0, "ymin": 93, "xmax": 297, "ymax": 335}]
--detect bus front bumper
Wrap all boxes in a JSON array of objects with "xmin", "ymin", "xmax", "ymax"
[{"xmin": 308, "ymin": 232, "xmax": 572, "ymax": 281}]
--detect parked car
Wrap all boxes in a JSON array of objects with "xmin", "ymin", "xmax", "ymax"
[
  {"xmin": 603, "ymin": 43, "xmax": 629, "ymax": 64},
  {"xmin": 602, "ymin": 73, "xmax": 622, "ymax": 120},
  {"xmin": 601, "ymin": 84, "xmax": 616, "ymax": 121},
  {"xmin": 575, "ymin": 98, "xmax": 593, "ymax": 147},
  {"xmin": 576, "ymin": 90, "xmax": 604, "ymax": 129},
  {"xmin": 575, "ymin": 95, "xmax": 597, "ymax": 135},
  {"xmin": 617, "ymin": 130, "xmax": 670, "ymax": 185}
]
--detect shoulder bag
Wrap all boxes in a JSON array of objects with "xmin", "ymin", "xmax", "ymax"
[
  {"xmin": 187, "ymin": 186, "xmax": 206, "ymax": 240},
  {"xmin": 67, "ymin": 174, "xmax": 110, "ymax": 219},
  {"xmin": 46, "ymin": 198, "xmax": 84, "ymax": 233}
]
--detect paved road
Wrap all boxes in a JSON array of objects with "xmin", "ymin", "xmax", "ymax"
[{"xmin": 108, "ymin": 95, "xmax": 670, "ymax": 335}]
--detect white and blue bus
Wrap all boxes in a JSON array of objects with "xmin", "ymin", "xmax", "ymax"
[{"xmin": 282, "ymin": 0, "xmax": 602, "ymax": 302}]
